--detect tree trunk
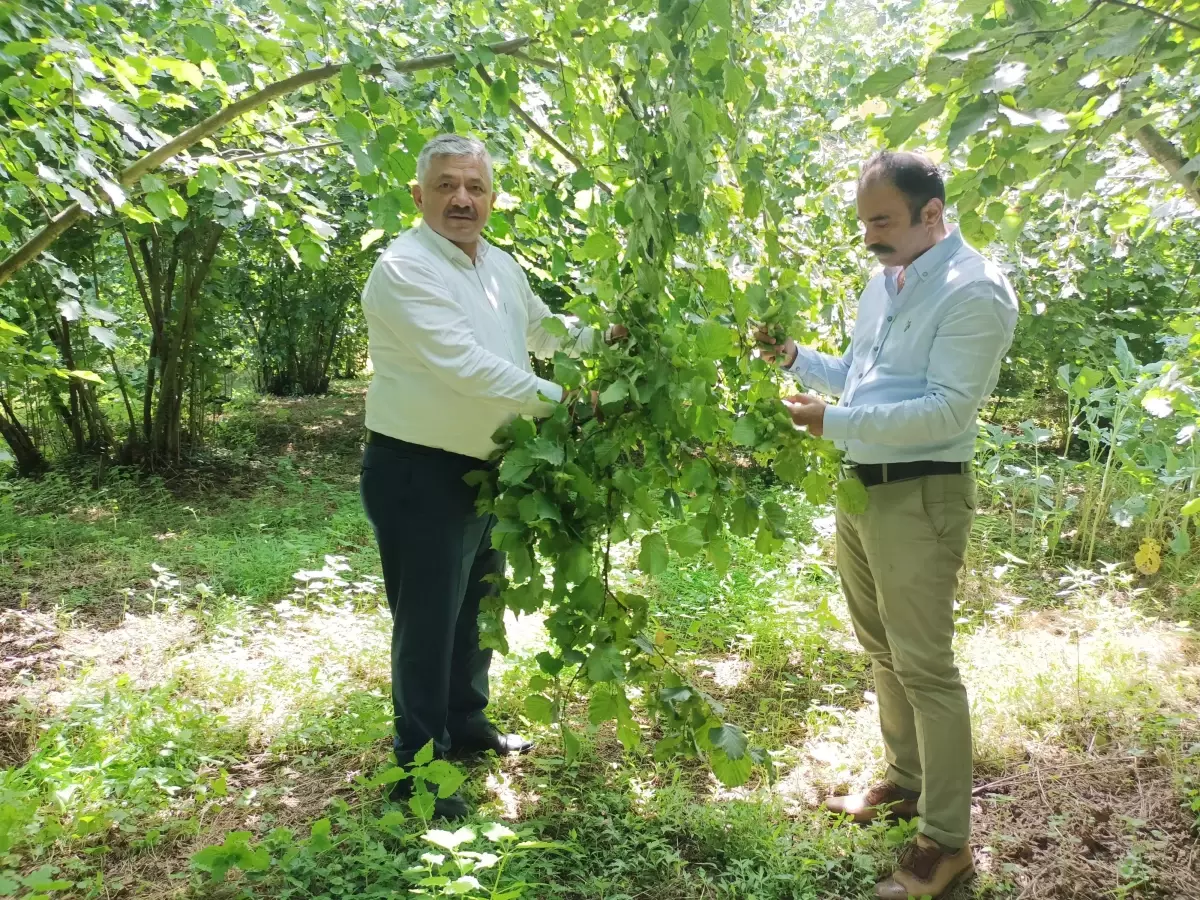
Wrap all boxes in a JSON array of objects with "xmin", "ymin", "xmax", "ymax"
[
  {"xmin": 0, "ymin": 396, "xmax": 46, "ymax": 476},
  {"xmin": 150, "ymin": 220, "xmax": 224, "ymax": 462}
]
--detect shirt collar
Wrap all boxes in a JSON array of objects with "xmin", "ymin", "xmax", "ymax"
[
  {"xmin": 884, "ymin": 226, "xmax": 964, "ymax": 298},
  {"xmin": 415, "ymin": 221, "xmax": 490, "ymax": 268}
]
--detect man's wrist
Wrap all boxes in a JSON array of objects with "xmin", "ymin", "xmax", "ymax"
[{"xmin": 781, "ymin": 343, "xmax": 798, "ymax": 369}]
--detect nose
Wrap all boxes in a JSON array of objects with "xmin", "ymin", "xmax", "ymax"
[{"xmin": 452, "ymin": 185, "xmax": 471, "ymax": 206}]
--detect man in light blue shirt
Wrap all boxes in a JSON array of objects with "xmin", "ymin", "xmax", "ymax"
[{"xmin": 761, "ymin": 151, "xmax": 1017, "ymax": 900}]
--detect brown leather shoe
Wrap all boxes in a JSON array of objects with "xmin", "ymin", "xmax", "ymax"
[
  {"xmin": 875, "ymin": 835, "xmax": 975, "ymax": 899},
  {"xmin": 821, "ymin": 781, "xmax": 919, "ymax": 824}
]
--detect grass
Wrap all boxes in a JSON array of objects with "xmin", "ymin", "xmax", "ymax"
[{"xmin": 1, "ymin": 384, "xmax": 1198, "ymax": 899}]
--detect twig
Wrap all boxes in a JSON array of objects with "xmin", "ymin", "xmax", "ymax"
[
  {"xmin": 1033, "ymin": 761, "xmax": 1051, "ymax": 810},
  {"xmin": 474, "ymin": 64, "xmax": 613, "ymax": 195},
  {"xmin": 219, "ymin": 139, "xmax": 344, "ymax": 163},
  {"xmin": 978, "ymin": 1, "xmax": 1104, "ymax": 55},
  {"xmin": 972, "ymin": 756, "xmax": 1160, "ymax": 796}
]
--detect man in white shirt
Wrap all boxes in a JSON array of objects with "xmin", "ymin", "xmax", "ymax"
[
  {"xmin": 359, "ymin": 135, "xmax": 621, "ymax": 819},
  {"xmin": 760, "ymin": 152, "xmax": 1018, "ymax": 899}
]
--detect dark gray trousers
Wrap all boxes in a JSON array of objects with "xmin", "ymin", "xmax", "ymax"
[{"xmin": 359, "ymin": 433, "xmax": 501, "ymax": 765}]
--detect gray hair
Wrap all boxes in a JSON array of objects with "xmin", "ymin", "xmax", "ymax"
[{"xmin": 415, "ymin": 134, "xmax": 493, "ymax": 186}]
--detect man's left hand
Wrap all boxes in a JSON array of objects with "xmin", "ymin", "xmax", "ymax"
[{"xmin": 783, "ymin": 394, "xmax": 826, "ymax": 437}]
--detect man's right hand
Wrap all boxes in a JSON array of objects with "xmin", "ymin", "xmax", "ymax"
[
  {"xmin": 562, "ymin": 389, "xmax": 600, "ymax": 418},
  {"xmin": 752, "ymin": 324, "xmax": 798, "ymax": 368}
]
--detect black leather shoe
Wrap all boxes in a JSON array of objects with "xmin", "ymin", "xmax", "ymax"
[
  {"xmin": 451, "ymin": 729, "xmax": 534, "ymax": 757},
  {"xmin": 387, "ymin": 781, "xmax": 470, "ymax": 820}
]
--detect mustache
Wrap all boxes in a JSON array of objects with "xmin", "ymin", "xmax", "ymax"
[
  {"xmin": 446, "ymin": 206, "xmax": 477, "ymax": 219},
  {"xmin": 867, "ymin": 243, "xmax": 895, "ymax": 255}
]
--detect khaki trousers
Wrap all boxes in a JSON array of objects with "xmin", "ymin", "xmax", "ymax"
[{"xmin": 835, "ymin": 473, "xmax": 976, "ymax": 849}]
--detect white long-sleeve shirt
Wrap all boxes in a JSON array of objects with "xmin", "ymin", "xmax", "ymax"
[
  {"xmin": 785, "ymin": 228, "xmax": 1018, "ymax": 464},
  {"xmin": 362, "ymin": 222, "xmax": 597, "ymax": 459}
]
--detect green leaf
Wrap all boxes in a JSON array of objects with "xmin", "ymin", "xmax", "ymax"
[
  {"xmin": 1170, "ymin": 525, "xmax": 1191, "ymax": 556},
  {"xmin": 308, "ymin": 818, "xmax": 332, "ymax": 852},
  {"xmin": 731, "ymin": 416, "xmax": 758, "ymax": 447},
  {"xmin": 600, "ymin": 380, "xmax": 630, "ymax": 407},
  {"xmin": 360, "ymin": 228, "xmax": 385, "ymax": 251},
  {"xmin": 489, "ymin": 77, "xmax": 510, "ymax": 114},
  {"xmin": 579, "ymin": 232, "xmax": 622, "ymax": 261},
  {"xmin": 667, "ymin": 523, "xmax": 705, "ymax": 558},
  {"xmin": 499, "ymin": 449, "xmax": 536, "ymax": 486},
  {"xmin": 638, "ymin": 533, "xmax": 669, "ymax": 575},
  {"xmin": 146, "ymin": 190, "xmax": 172, "ymax": 220},
  {"xmin": 730, "ymin": 496, "xmax": 759, "ymax": 536},
  {"xmin": 586, "ymin": 643, "xmax": 624, "ymax": 683},
  {"xmin": 409, "ymin": 791, "xmax": 436, "ymax": 821},
  {"xmin": 414, "ymin": 741, "xmax": 436, "ymax": 766},
  {"xmin": 773, "ymin": 444, "xmax": 808, "ymax": 485},
  {"xmin": 367, "ymin": 766, "xmax": 407, "ymax": 786},
  {"xmin": 421, "ymin": 760, "xmax": 467, "ymax": 798},
  {"xmin": 707, "ymin": 724, "xmax": 753, "ymax": 787},
  {"xmin": 562, "ymin": 724, "xmax": 581, "ymax": 764},
  {"xmin": 518, "ymin": 491, "xmax": 561, "ymax": 524},
  {"xmin": 1181, "ymin": 498, "xmax": 1200, "ymax": 517},
  {"xmin": 589, "ymin": 688, "xmax": 620, "ymax": 724},
  {"xmin": 529, "ymin": 437, "xmax": 566, "ymax": 465},
  {"xmin": 885, "ymin": 96, "xmax": 946, "ymax": 146},
  {"xmin": 947, "ymin": 98, "xmax": 996, "ymax": 150},
  {"xmin": 340, "ymin": 65, "xmax": 362, "ymax": 101},
  {"xmin": 862, "ymin": 65, "xmax": 915, "ymax": 97},
  {"xmin": 524, "ymin": 694, "xmax": 555, "ymax": 723},
  {"xmin": 836, "ymin": 478, "xmax": 869, "ymax": 515},
  {"xmin": 696, "ymin": 321, "xmax": 735, "ymax": 358},
  {"xmin": 705, "ymin": 535, "xmax": 732, "ymax": 574}
]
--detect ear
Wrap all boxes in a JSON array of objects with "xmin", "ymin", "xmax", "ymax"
[
  {"xmin": 922, "ymin": 197, "xmax": 944, "ymax": 227},
  {"xmin": 411, "ymin": 183, "xmax": 423, "ymax": 211}
]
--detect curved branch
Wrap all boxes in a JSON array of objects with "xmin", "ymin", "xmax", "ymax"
[
  {"xmin": 0, "ymin": 35, "xmax": 539, "ymax": 288},
  {"xmin": 1127, "ymin": 122, "xmax": 1200, "ymax": 207},
  {"xmin": 1100, "ymin": 0, "xmax": 1200, "ymax": 33},
  {"xmin": 474, "ymin": 64, "xmax": 613, "ymax": 195}
]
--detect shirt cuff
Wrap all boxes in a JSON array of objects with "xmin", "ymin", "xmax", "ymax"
[
  {"xmin": 536, "ymin": 378, "xmax": 564, "ymax": 404},
  {"xmin": 821, "ymin": 404, "xmax": 853, "ymax": 441}
]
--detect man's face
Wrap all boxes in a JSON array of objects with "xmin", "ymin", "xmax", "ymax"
[
  {"xmin": 856, "ymin": 175, "xmax": 941, "ymax": 269},
  {"xmin": 412, "ymin": 155, "xmax": 495, "ymax": 247}
]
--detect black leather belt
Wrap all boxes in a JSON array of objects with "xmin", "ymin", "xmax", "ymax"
[{"xmin": 849, "ymin": 460, "xmax": 970, "ymax": 487}]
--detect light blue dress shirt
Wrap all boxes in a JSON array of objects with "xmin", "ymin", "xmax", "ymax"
[{"xmin": 785, "ymin": 227, "xmax": 1018, "ymax": 465}]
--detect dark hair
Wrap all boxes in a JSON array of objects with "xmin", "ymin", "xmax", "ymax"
[{"xmin": 859, "ymin": 151, "xmax": 945, "ymax": 224}]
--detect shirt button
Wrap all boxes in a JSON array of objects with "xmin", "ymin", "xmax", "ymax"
[
  {"xmin": 887, "ymin": 316, "xmax": 893, "ymax": 322},
  {"xmin": 873, "ymin": 345, "xmax": 879, "ymax": 351}
]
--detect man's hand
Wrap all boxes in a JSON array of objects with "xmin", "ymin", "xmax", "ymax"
[
  {"xmin": 563, "ymin": 388, "xmax": 601, "ymax": 419},
  {"xmin": 783, "ymin": 393, "xmax": 826, "ymax": 437},
  {"xmin": 752, "ymin": 324, "xmax": 797, "ymax": 368},
  {"xmin": 605, "ymin": 324, "xmax": 630, "ymax": 344}
]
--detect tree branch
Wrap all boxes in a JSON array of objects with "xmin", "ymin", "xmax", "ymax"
[
  {"xmin": 474, "ymin": 64, "xmax": 613, "ymax": 195},
  {"xmin": 1100, "ymin": 0, "xmax": 1200, "ymax": 33},
  {"xmin": 0, "ymin": 35, "xmax": 541, "ymax": 288},
  {"xmin": 219, "ymin": 139, "xmax": 344, "ymax": 163},
  {"xmin": 1127, "ymin": 121, "xmax": 1200, "ymax": 207}
]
